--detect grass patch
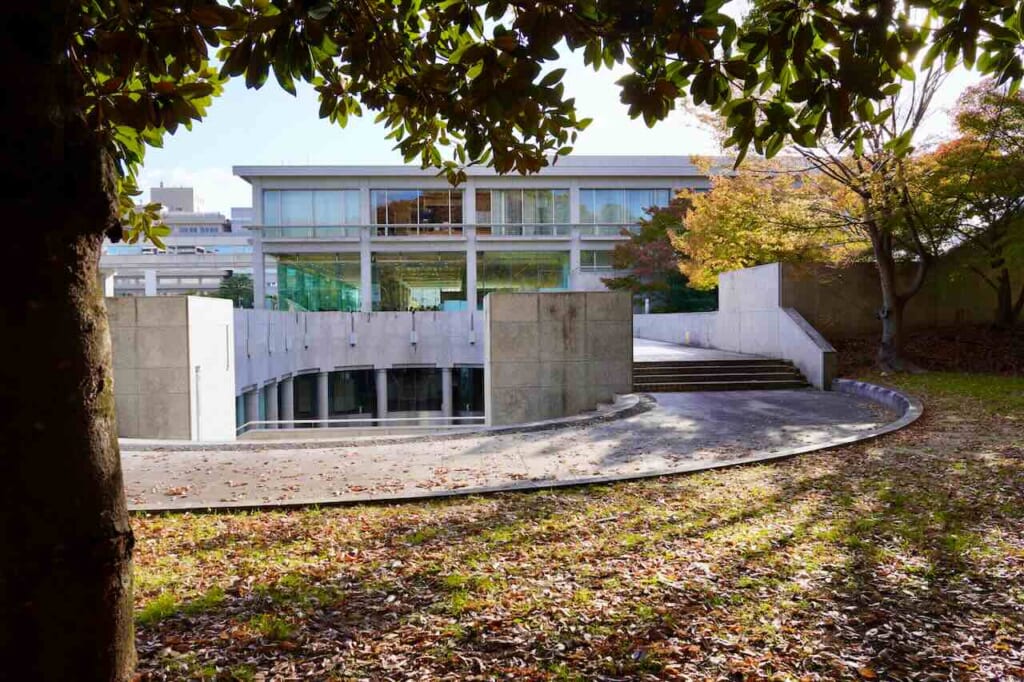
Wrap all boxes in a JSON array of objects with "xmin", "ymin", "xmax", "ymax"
[{"xmin": 133, "ymin": 372, "xmax": 1024, "ymax": 681}]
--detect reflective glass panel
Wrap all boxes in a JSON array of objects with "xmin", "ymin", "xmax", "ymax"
[
  {"xmin": 372, "ymin": 252, "xmax": 468, "ymax": 311},
  {"xmin": 476, "ymin": 251, "xmax": 570, "ymax": 307},
  {"xmin": 276, "ymin": 254, "xmax": 361, "ymax": 311}
]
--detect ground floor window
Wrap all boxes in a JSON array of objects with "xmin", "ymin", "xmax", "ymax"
[
  {"xmin": 476, "ymin": 251, "xmax": 570, "ymax": 308},
  {"xmin": 387, "ymin": 368, "xmax": 442, "ymax": 413},
  {"xmin": 293, "ymin": 374, "xmax": 318, "ymax": 422},
  {"xmin": 452, "ymin": 366, "xmax": 484, "ymax": 415},
  {"xmin": 372, "ymin": 252, "xmax": 468, "ymax": 312},
  {"xmin": 277, "ymin": 254, "xmax": 360, "ymax": 312},
  {"xmin": 329, "ymin": 369, "xmax": 377, "ymax": 418}
]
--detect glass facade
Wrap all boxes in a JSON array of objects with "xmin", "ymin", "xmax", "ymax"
[
  {"xmin": 329, "ymin": 369, "xmax": 377, "ymax": 419},
  {"xmin": 579, "ymin": 188, "xmax": 671, "ymax": 223},
  {"xmin": 277, "ymin": 254, "xmax": 361, "ymax": 311},
  {"xmin": 263, "ymin": 190, "xmax": 360, "ymax": 235},
  {"xmin": 371, "ymin": 189, "xmax": 463, "ymax": 233},
  {"xmin": 372, "ymin": 252, "xmax": 468, "ymax": 311},
  {"xmin": 477, "ymin": 251, "xmax": 570, "ymax": 307},
  {"xmin": 387, "ymin": 368, "xmax": 442, "ymax": 413}
]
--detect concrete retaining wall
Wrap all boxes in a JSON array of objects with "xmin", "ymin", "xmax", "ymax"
[
  {"xmin": 779, "ymin": 259, "xmax": 1024, "ymax": 340},
  {"xmin": 109, "ymin": 296, "xmax": 236, "ymax": 440},
  {"xmin": 234, "ymin": 309, "xmax": 485, "ymax": 392},
  {"xmin": 634, "ymin": 263, "xmax": 837, "ymax": 389},
  {"xmin": 485, "ymin": 292, "xmax": 632, "ymax": 426}
]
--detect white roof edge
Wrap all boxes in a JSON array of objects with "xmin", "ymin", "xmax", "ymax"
[{"xmin": 233, "ymin": 155, "xmax": 729, "ymax": 182}]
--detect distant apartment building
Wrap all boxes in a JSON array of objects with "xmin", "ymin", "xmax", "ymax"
[
  {"xmin": 235, "ymin": 156, "xmax": 711, "ymax": 312},
  {"xmin": 100, "ymin": 185, "xmax": 276, "ymax": 298}
]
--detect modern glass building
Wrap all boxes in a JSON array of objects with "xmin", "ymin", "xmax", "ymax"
[
  {"xmin": 236, "ymin": 156, "xmax": 710, "ymax": 313},
  {"xmin": 232, "ymin": 156, "xmax": 712, "ymax": 428}
]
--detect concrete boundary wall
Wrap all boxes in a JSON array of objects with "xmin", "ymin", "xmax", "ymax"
[
  {"xmin": 633, "ymin": 263, "xmax": 837, "ymax": 389},
  {"xmin": 485, "ymin": 291, "xmax": 633, "ymax": 426},
  {"xmin": 109, "ymin": 296, "xmax": 236, "ymax": 440}
]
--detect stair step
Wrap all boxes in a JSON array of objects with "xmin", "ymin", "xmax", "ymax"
[
  {"xmin": 634, "ymin": 379, "xmax": 810, "ymax": 392},
  {"xmin": 635, "ymin": 371, "xmax": 803, "ymax": 382},
  {"xmin": 633, "ymin": 359, "xmax": 786, "ymax": 369},
  {"xmin": 633, "ymin": 365, "xmax": 800, "ymax": 377}
]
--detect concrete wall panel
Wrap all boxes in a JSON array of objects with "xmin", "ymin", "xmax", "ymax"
[{"xmin": 486, "ymin": 291, "xmax": 631, "ymax": 426}]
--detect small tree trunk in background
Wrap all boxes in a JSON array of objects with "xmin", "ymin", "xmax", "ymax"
[
  {"xmin": 993, "ymin": 268, "xmax": 1016, "ymax": 329},
  {"xmin": 0, "ymin": 5, "xmax": 136, "ymax": 680}
]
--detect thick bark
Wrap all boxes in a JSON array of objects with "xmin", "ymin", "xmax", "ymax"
[
  {"xmin": 872, "ymin": 229, "xmax": 927, "ymax": 372},
  {"xmin": 0, "ymin": 4, "xmax": 135, "ymax": 680}
]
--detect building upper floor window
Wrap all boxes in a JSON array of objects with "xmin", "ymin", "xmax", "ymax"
[
  {"xmin": 263, "ymin": 189, "xmax": 360, "ymax": 226},
  {"xmin": 579, "ymin": 188, "xmax": 671, "ymax": 224},
  {"xmin": 580, "ymin": 250, "xmax": 615, "ymax": 270},
  {"xmin": 371, "ymin": 189, "xmax": 462, "ymax": 225},
  {"xmin": 476, "ymin": 189, "xmax": 569, "ymax": 225}
]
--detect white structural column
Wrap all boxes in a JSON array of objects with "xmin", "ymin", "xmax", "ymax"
[
  {"xmin": 252, "ymin": 235, "xmax": 266, "ymax": 309},
  {"xmin": 441, "ymin": 367, "xmax": 453, "ymax": 421},
  {"xmin": 463, "ymin": 180, "xmax": 478, "ymax": 310},
  {"xmin": 144, "ymin": 269, "xmax": 157, "ymax": 296},
  {"xmin": 280, "ymin": 376, "xmax": 294, "ymax": 428},
  {"xmin": 465, "ymin": 227, "xmax": 477, "ymax": 309},
  {"xmin": 359, "ymin": 226, "xmax": 373, "ymax": 313},
  {"xmin": 375, "ymin": 368, "xmax": 388, "ymax": 422},
  {"xmin": 569, "ymin": 229, "xmax": 582, "ymax": 290},
  {"xmin": 316, "ymin": 371, "xmax": 330, "ymax": 427},
  {"xmin": 102, "ymin": 271, "xmax": 117, "ymax": 297},
  {"xmin": 265, "ymin": 381, "xmax": 279, "ymax": 429},
  {"xmin": 243, "ymin": 389, "xmax": 259, "ymax": 427}
]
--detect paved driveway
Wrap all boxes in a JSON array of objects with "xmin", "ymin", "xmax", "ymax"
[{"xmin": 123, "ymin": 389, "xmax": 894, "ymax": 511}]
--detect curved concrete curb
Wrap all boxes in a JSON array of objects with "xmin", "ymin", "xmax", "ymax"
[
  {"xmin": 121, "ymin": 394, "xmax": 654, "ymax": 452},
  {"xmin": 832, "ymin": 378, "xmax": 924, "ymax": 436},
  {"xmin": 129, "ymin": 382, "xmax": 922, "ymax": 513}
]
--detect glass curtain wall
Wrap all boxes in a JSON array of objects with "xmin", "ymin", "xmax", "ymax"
[
  {"xmin": 475, "ymin": 189, "xmax": 569, "ymax": 235},
  {"xmin": 372, "ymin": 252, "xmax": 468, "ymax": 311},
  {"xmin": 371, "ymin": 189, "xmax": 463, "ymax": 234},
  {"xmin": 387, "ymin": 368, "xmax": 443, "ymax": 413},
  {"xmin": 476, "ymin": 251, "xmax": 570, "ymax": 307},
  {"xmin": 579, "ymin": 189, "xmax": 672, "ymax": 226},
  {"xmin": 276, "ymin": 254, "xmax": 361, "ymax": 311},
  {"xmin": 263, "ymin": 190, "xmax": 360, "ymax": 237}
]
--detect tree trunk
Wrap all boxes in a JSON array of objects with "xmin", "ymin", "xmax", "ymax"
[
  {"xmin": 992, "ymin": 268, "xmax": 1020, "ymax": 329},
  {"xmin": 0, "ymin": 5, "xmax": 136, "ymax": 680},
  {"xmin": 873, "ymin": 237, "xmax": 919, "ymax": 372}
]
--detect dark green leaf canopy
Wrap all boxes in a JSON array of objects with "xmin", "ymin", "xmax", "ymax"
[{"xmin": 72, "ymin": 0, "xmax": 1024, "ymax": 195}]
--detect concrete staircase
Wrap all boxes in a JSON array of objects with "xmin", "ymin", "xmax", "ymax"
[{"xmin": 633, "ymin": 358, "xmax": 810, "ymax": 392}]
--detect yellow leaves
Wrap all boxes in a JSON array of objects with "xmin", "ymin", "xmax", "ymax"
[{"xmin": 674, "ymin": 160, "xmax": 869, "ymax": 288}]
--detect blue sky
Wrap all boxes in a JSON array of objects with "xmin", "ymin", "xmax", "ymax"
[{"xmin": 138, "ymin": 56, "xmax": 978, "ymax": 215}]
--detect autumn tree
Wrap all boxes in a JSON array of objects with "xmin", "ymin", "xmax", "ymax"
[
  {"xmin": 601, "ymin": 199, "xmax": 716, "ymax": 313},
  {"xmin": 926, "ymin": 81, "xmax": 1024, "ymax": 328},
  {"xmin": 672, "ymin": 159, "xmax": 864, "ymax": 290},
  {"xmin": 2, "ymin": 1, "xmax": 1023, "ymax": 679}
]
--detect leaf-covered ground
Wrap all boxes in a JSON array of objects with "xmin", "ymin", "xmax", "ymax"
[{"xmin": 133, "ymin": 373, "xmax": 1024, "ymax": 681}]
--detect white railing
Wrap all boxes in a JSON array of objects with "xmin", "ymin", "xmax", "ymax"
[
  {"xmin": 236, "ymin": 414, "xmax": 486, "ymax": 435},
  {"xmin": 255, "ymin": 223, "xmax": 642, "ymax": 240}
]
